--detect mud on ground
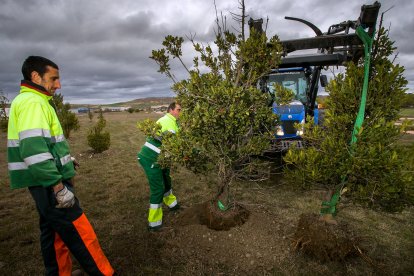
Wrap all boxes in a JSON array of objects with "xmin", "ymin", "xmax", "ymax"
[{"xmin": 112, "ymin": 187, "xmax": 414, "ymax": 275}]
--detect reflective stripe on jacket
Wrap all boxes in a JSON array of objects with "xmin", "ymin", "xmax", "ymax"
[{"xmin": 7, "ymin": 81, "xmax": 75, "ymax": 189}]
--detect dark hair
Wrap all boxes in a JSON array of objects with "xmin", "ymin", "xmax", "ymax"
[
  {"xmin": 21, "ymin": 56, "xmax": 59, "ymax": 81},
  {"xmin": 167, "ymin": 102, "xmax": 180, "ymax": 112}
]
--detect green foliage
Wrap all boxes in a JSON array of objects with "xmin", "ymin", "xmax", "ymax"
[
  {"xmin": 148, "ymin": 4, "xmax": 281, "ymax": 199},
  {"xmin": 274, "ymin": 84, "xmax": 295, "ymax": 105},
  {"xmin": 87, "ymin": 109, "xmax": 110, "ymax": 153},
  {"xmin": 88, "ymin": 108, "xmax": 94, "ymax": 121},
  {"xmin": 284, "ymin": 27, "xmax": 413, "ymax": 211},
  {"xmin": 401, "ymin": 93, "xmax": 414, "ymax": 108},
  {"xmin": 137, "ymin": 119, "xmax": 161, "ymax": 138},
  {"xmin": 127, "ymin": 108, "xmax": 134, "ymax": 114},
  {"xmin": 51, "ymin": 93, "xmax": 80, "ymax": 138},
  {"xmin": 0, "ymin": 90, "xmax": 8, "ymax": 132}
]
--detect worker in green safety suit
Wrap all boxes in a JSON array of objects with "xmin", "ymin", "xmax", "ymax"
[
  {"xmin": 138, "ymin": 102, "xmax": 181, "ymax": 232},
  {"xmin": 7, "ymin": 56, "xmax": 114, "ymax": 276}
]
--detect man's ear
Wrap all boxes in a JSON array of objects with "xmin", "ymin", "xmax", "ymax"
[{"xmin": 31, "ymin": 71, "xmax": 41, "ymax": 84}]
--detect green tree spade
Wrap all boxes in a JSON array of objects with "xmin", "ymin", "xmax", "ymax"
[
  {"xmin": 141, "ymin": 1, "xmax": 282, "ymax": 210},
  {"xmin": 284, "ymin": 24, "xmax": 414, "ymax": 213}
]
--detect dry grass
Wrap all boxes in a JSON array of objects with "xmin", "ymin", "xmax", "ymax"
[{"xmin": 1, "ymin": 111, "xmax": 413, "ymax": 275}]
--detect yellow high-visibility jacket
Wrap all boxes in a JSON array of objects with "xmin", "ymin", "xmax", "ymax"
[
  {"xmin": 139, "ymin": 113, "xmax": 179, "ymax": 160},
  {"xmin": 7, "ymin": 80, "xmax": 75, "ymax": 189}
]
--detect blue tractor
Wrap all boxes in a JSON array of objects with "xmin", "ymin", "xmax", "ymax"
[{"xmin": 251, "ymin": 1, "xmax": 381, "ymax": 152}]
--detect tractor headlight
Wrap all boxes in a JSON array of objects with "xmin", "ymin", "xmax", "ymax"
[
  {"xmin": 296, "ymin": 119, "xmax": 305, "ymax": 136},
  {"xmin": 276, "ymin": 125, "xmax": 284, "ymax": 136}
]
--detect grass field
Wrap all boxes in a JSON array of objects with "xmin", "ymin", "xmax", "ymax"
[
  {"xmin": 400, "ymin": 108, "xmax": 414, "ymax": 117},
  {"xmin": 1, "ymin": 112, "xmax": 413, "ymax": 275}
]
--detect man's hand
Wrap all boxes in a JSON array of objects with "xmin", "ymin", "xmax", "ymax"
[
  {"xmin": 54, "ymin": 185, "xmax": 75, "ymax": 208},
  {"xmin": 71, "ymin": 156, "xmax": 80, "ymax": 170}
]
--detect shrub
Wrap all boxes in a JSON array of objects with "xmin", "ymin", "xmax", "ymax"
[
  {"xmin": 87, "ymin": 109, "xmax": 110, "ymax": 153},
  {"xmin": 88, "ymin": 108, "xmax": 94, "ymax": 121},
  {"xmin": 51, "ymin": 93, "xmax": 79, "ymax": 138},
  {"xmin": 0, "ymin": 90, "xmax": 9, "ymax": 133}
]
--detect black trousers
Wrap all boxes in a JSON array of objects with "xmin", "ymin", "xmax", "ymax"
[{"xmin": 28, "ymin": 180, "xmax": 114, "ymax": 276}]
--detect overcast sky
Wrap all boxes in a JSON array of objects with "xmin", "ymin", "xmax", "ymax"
[{"xmin": 1, "ymin": 0, "xmax": 412, "ymax": 104}]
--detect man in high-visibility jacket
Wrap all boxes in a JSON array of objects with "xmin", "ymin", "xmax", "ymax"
[
  {"xmin": 138, "ymin": 102, "xmax": 181, "ymax": 231},
  {"xmin": 7, "ymin": 56, "xmax": 114, "ymax": 276}
]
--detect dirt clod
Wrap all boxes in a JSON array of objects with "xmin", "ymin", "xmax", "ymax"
[
  {"xmin": 293, "ymin": 213, "xmax": 360, "ymax": 261},
  {"xmin": 176, "ymin": 201, "xmax": 250, "ymax": 231}
]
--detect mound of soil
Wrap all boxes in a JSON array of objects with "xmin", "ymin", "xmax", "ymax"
[
  {"xmin": 293, "ymin": 213, "xmax": 361, "ymax": 261},
  {"xmin": 176, "ymin": 201, "xmax": 250, "ymax": 231}
]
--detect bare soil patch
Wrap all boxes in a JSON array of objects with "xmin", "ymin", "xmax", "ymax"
[
  {"xmin": 176, "ymin": 201, "xmax": 250, "ymax": 231},
  {"xmin": 293, "ymin": 213, "xmax": 359, "ymax": 261}
]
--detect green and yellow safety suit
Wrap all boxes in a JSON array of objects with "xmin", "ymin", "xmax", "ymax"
[
  {"xmin": 7, "ymin": 80, "xmax": 114, "ymax": 276},
  {"xmin": 8, "ymin": 81, "xmax": 75, "ymax": 188},
  {"xmin": 138, "ymin": 113, "xmax": 179, "ymax": 229}
]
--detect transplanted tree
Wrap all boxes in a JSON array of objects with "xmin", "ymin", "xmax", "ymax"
[
  {"xmin": 140, "ymin": 1, "xmax": 281, "ymax": 229},
  {"xmin": 283, "ymin": 15, "xmax": 414, "ymax": 261},
  {"xmin": 284, "ymin": 22, "xmax": 413, "ymax": 214}
]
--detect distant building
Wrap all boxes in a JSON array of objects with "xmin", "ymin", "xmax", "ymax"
[
  {"xmin": 150, "ymin": 105, "xmax": 168, "ymax": 112},
  {"xmin": 103, "ymin": 106, "xmax": 130, "ymax": 112}
]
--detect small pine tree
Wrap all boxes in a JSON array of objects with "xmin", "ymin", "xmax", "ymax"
[
  {"xmin": 51, "ymin": 93, "xmax": 80, "ymax": 138},
  {"xmin": 88, "ymin": 108, "xmax": 94, "ymax": 121},
  {"xmin": 87, "ymin": 108, "xmax": 110, "ymax": 153}
]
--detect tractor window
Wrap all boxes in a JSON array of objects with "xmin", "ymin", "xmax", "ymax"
[{"xmin": 267, "ymin": 71, "xmax": 308, "ymax": 104}]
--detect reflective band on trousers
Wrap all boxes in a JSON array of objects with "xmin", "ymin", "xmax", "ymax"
[
  {"xmin": 8, "ymin": 162, "xmax": 28, "ymax": 170},
  {"xmin": 60, "ymin": 155, "xmax": 72, "ymax": 166},
  {"xmin": 150, "ymin": 203, "xmax": 162, "ymax": 209},
  {"xmin": 149, "ymin": 220, "xmax": 162, "ymax": 227},
  {"xmin": 24, "ymin": 152, "xmax": 54, "ymax": 166},
  {"xmin": 144, "ymin": 142, "xmax": 161, "ymax": 154},
  {"xmin": 51, "ymin": 134, "xmax": 66, "ymax": 143},
  {"xmin": 19, "ymin": 128, "xmax": 51, "ymax": 140},
  {"xmin": 7, "ymin": 139, "xmax": 19, "ymax": 147},
  {"xmin": 167, "ymin": 200, "xmax": 177, "ymax": 208}
]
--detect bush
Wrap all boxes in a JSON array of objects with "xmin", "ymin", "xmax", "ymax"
[
  {"xmin": 401, "ymin": 93, "xmax": 414, "ymax": 108},
  {"xmin": 87, "ymin": 109, "xmax": 110, "ymax": 153},
  {"xmin": 51, "ymin": 93, "xmax": 79, "ymax": 138},
  {"xmin": 88, "ymin": 108, "xmax": 94, "ymax": 121},
  {"xmin": 0, "ymin": 90, "xmax": 9, "ymax": 133},
  {"xmin": 0, "ymin": 119, "xmax": 7, "ymax": 132}
]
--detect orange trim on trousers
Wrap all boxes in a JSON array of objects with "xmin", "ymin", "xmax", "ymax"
[
  {"xmin": 53, "ymin": 233, "xmax": 72, "ymax": 276},
  {"xmin": 72, "ymin": 213, "xmax": 114, "ymax": 276}
]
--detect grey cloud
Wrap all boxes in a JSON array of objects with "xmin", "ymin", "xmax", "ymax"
[{"xmin": 1, "ymin": 0, "xmax": 413, "ymax": 105}]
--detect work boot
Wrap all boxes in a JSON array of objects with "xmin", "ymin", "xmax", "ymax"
[
  {"xmin": 148, "ymin": 225, "xmax": 163, "ymax": 232},
  {"xmin": 169, "ymin": 204, "xmax": 180, "ymax": 212}
]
